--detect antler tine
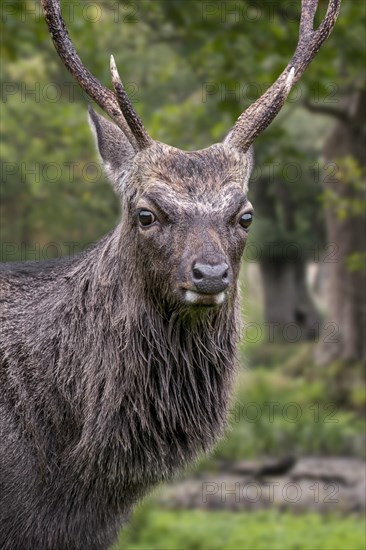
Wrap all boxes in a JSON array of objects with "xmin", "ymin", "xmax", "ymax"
[
  {"xmin": 226, "ymin": 0, "xmax": 341, "ymax": 152},
  {"xmin": 110, "ymin": 56, "xmax": 152, "ymax": 150},
  {"xmin": 41, "ymin": 0, "xmax": 151, "ymax": 152},
  {"xmin": 299, "ymin": 0, "xmax": 319, "ymax": 35}
]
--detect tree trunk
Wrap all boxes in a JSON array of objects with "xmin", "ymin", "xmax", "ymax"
[
  {"xmin": 260, "ymin": 258, "xmax": 320, "ymax": 343},
  {"xmin": 315, "ymin": 89, "xmax": 366, "ymax": 364}
]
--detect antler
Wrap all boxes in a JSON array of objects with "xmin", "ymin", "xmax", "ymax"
[
  {"xmin": 225, "ymin": 0, "xmax": 341, "ymax": 151},
  {"xmin": 41, "ymin": 0, "xmax": 340, "ymax": 154},
  {"xmin": 40, "ymin": 0, "xmax": 152, "ymax": 151}
]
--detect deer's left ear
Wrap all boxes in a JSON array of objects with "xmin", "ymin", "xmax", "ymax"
[{"xmin": 88, "ymin": 106, "xmax": 135, "ymax": 197}]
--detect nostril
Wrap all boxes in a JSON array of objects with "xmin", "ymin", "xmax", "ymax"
[
  {"xmin": 191, "ymin": 262, "xmax": 230, "ymax": 295},
  {"xmin": 192, "ymin": 267, "xmax": 203, "ymax": 281}
]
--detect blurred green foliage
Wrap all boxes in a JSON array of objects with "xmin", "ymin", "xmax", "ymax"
[
  {"xmin": 207, "ymin": 359, "xmax": 365, "ymax": 464},
  {"xmin": 322, "ymin": 155, "xmax": 366, "ymax": 267}
]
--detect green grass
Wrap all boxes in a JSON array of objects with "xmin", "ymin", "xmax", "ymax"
[{"xmin": 114, "ymin": 507, "xmax": 366, "ymax": 550}]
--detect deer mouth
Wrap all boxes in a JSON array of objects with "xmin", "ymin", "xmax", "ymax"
[{"xmin": 182, "ymin": 290, "xmax": 226, "ymax": 307}]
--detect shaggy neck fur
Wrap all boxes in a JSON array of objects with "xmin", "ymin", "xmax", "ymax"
[{"xmin": 3, "ymin": 224, "xmax": 240, "ymax": 512}]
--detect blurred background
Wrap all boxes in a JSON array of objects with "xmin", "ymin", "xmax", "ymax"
[{"xmin": 1, "ymin": 1, "xmax": 365, "ymax": 548}]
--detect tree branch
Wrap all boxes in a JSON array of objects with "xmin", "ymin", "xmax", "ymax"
[{"xmin": 303, "ymin": 98, "xmax": 350, "ymax": 123}]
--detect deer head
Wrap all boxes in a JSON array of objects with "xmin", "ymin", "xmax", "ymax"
[{"xmin": 41, "ymin": 0, "xmax": 340, "ymax": 310}]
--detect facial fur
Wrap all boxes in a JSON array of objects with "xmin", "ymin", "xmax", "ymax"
[{"xmin": 116, "ymin": 142, "xmax": 254, "ymax": 310}]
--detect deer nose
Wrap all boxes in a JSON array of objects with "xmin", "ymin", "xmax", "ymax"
[{"xmin": 192, "ymin": 262, "xmax": 230, "ymax": 294}]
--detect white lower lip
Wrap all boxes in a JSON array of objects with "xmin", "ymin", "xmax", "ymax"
[{"xmin": 184, "ymin": 290, "xmax": 226, "ymax": 306}]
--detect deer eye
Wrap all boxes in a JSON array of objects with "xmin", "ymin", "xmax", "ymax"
[
  {"xmin": 239, "ymin": 212, "xmax": 253, "ymax": 229},
  {"xmin": 138, "ymin": 210, "xmax": 156, "ymax": 227}
]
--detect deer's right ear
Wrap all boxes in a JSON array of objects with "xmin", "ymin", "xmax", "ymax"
[{"xmin": 88, "ymin": 106, "xmax": 135, "ymax": 196}]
